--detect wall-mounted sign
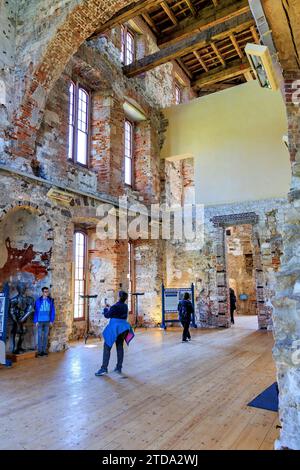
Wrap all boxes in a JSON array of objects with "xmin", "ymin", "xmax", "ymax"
[{"xmin": 162, "ymin": 283, "xmax": 197, "ymax": 329}]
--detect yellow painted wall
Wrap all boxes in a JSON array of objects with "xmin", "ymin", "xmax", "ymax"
[{"xmin": 161, "ymin": 81, "xmax": 291, "ymax": 205}]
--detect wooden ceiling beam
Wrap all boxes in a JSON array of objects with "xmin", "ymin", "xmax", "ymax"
[
  {"xmin": 185, "ymin": 0, "xmax": 197, "ymax": 16},
  {"xmin": 157, "ymin": 0, "xmax": 250, "ymax": 46},
  {"xmin": 250, "ymin": 25, "xmax": 260, "ymax": 44},
  {"xmin": 211, "ymin": 41, "xmax": 226, "ymax": 66},
  {"xmin": 124, "ymin": 12, "xmax": 253, "ymax": 77},
  {"xmin": 89, "ymin": 0, "xmax": 162, "ymax": 39},
  {"xmin": 193, "ymin": 59, "xmax": 250, "ymax": 88},
  {"xmin": 193, "ymin": 51, "xmax": 209, "ymax": 72},
  {"xmin": 142, "ymin": 12, "xmax": 159, "ymax": 34},
  {"xmin": 229, "ymin": 33, "xmax": 243, "ymax": 58},
  {"xmin": 160, "ymin": 1, "xmax": 178, "ymax": 25},
  {"xmin": 175, "ymin": 58, "xmax": 194, "ymax": 79}
]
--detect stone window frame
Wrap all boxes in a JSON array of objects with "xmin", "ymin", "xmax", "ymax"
[{"xmin": 68, "ymin": 80, "xmax": 91, "ymax": 168}]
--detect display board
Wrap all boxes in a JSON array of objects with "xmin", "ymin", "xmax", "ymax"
[
  {"xmin": 0, "ymin": 284, "xmax": 9, "ymax": 365},
  {"xmin": 162, "ymin": 283, "xmax": 196, "ymax": 329}
]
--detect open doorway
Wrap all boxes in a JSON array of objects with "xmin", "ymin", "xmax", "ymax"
[{"xmin": 225, "ymin": 224, "xmax": 258, "ymax": 329}]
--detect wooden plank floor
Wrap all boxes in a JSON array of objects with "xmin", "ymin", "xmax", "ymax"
[{"xmin": 0, "ymin": 316, "xmax": 279, "ymax": 450}]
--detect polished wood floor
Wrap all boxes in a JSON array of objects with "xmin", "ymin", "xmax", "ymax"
[{"xmin": 0, "ymin": 316, "xmax": 279, "ymax": 450}]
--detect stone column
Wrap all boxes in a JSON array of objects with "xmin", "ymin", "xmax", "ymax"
[{"xmin": 273, "ymin": 72, "xmax": 300, "ymax": 450}]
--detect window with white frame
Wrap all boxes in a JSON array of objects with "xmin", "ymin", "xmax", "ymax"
[
  {"xmin": 73, "ymin": 231, "xmax": 87, "ymax": 320},
  {"xmin": 68, "ymin": 82, "xmax": 89, "ymax": 166},
  {"xmin": 124, "ymin": 120, "xmax": 133, "ymax": 186},
  {"xmin": 121, "ymin": 25, "xmax": 135, "ymax": 65}
]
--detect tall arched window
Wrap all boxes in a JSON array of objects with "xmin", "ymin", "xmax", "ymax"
[
  {"xmin": 73, "ymin": 231, "xmax": 87, "ymax": 320},
  {"xmin": 68, "ymin": 83, "xmax": 89, "ymax": 166}
]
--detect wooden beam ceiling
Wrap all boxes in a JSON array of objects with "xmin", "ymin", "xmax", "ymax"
[
  {"xmin": 193, "ymin": 59, "xmax": 250, "ymax": 88},
  {"xmin": 157, "ymin": 0, "xmax": 250, "ymax": 46},
  {"xmin": 123, "ymin": 12, "xmax": 254, "ymax": 77}
]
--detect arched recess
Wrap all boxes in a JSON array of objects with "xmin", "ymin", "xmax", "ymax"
[
  {"xmin": 12, "ymin": 0, "xmax": 134, "ymax": 159},
  {"xmin": 0, "ymin": 202, "xmax": 54, "ymax": 292},
  {"xmin": 0, "ymin": 203, "xmax": 54, "ymax": 351}
]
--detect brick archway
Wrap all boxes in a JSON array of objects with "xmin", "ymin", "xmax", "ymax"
[{"xmin": 12, "ymin": 0, "xmax": 134, "ymax": 161}]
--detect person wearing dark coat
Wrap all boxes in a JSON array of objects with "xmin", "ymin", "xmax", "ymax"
[
  {"xmin": 178, "ymin": 292, "xmax": 194, "ymax": 342},
  {"xmin": 95, "ymin": 291, "xmax": 134, "ymax": 377},
  {"xmin": 229, "ymin": 288, "xmax": 237, "ymax": 324}
]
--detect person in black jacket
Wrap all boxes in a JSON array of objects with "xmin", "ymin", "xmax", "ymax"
[
  {"xmin": 178, "ymin": 292, "xmax": 194, "ymax": 342},
  {"xmin": 229, "ymin": 288, "xmax": 237, "ymax": 324},
  {"xmin": 95, "ymin": 291, "xmax": 134, "ymax": 376}
]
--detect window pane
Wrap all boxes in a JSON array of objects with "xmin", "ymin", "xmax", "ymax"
[
  {"xmin": 68, "ymin": 83, "xmax": 75, "ymax": 160},
  {"xmin": 121, "ymin": 26, "xmax": 125, "ymax": 62},
  {"xmin": 125, "ymin": 156, "xmax": 132, "ymax": 186},
  {"xmin": 74, "ymin": 232, "xmax": 87, "ymax": 319},
  {"xmin": 77, "ymin": 130, "xmax": 87, "ymax": 165},
  {"xmin": 126, "ymin": 31, "xmax": 134, "ymax": 65},
  {"xmin": 175, "ymin": 86, "xmax": 181, "ymax": 105},
  {"xmin": 68, "ymin": 125, "xmax": 73, "ymax": 160}
]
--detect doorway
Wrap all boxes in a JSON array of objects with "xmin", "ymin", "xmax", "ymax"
[{"xmin": 225, "ymin": 224, "xmax": 258, "ymax": 329}]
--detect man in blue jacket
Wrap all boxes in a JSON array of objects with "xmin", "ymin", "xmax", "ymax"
[
  {"xmin": 95, "ymin": 291, "xmax": 134, "ymax": 376},
  {"xmin": 34, "ymin": 287, "xmax": 55, "ymax": 356}
]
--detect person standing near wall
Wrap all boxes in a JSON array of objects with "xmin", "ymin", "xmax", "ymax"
[
  {"xmin": 178, "ymin": 292, "xmax": 194, "ymax": 342},
  {"xmin": 34, "ymin": 287, "xmax": 55, "ymax": 356},
  {"xmin": 95, "ymin": 291, "xmax": 134, "ymax": 376},
  {"xmin": 229, "ymin": 288, "xmax": 237, "ymax": 324}
]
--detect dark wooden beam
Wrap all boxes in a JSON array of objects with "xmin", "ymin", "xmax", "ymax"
[
  {"xmin": 193, "ymin": 59, "xmax": 250, "ymax": 88},
  {"xmin": 123, "ymin": 12, "xmax": 254, "ymax": 77},
  {"xmin": 157, "ymin": 0, "xmax": 250, "ymax": 46},
  {"xmin": 160, "ymin": 1, "xmax": 178, "ymax": 25},
  {"xmin": 185, "ymin": 0, "xmax": 196, "ymax": 16},
  {"xmin": 89, "ymin": 0, "xmax": 162, "ymax": 39}
]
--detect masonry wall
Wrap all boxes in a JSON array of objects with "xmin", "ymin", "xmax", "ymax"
[
  {"xmin": 0, "ymin": 0, "xmax": 16, "ymax": 159},
  {"xmin": 165, "ymin": 198, "xmax": 287, "ymax": 329}
]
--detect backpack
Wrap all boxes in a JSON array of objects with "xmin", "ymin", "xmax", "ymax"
[{"xmin": 178, "ymin": 301, "xmax": 188, "ymax": 322}]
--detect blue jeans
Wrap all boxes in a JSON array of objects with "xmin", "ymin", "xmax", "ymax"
[{"xmin": 37, "ymin": 322, "xmax": 50, "ymax": 353}]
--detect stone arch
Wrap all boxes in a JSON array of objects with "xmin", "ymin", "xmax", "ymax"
[{"xmin": 12, "ymin": 0, "xmax": 134, "ymax": 160}]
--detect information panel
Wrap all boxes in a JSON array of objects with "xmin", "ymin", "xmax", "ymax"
[{"xmin": 162, "ymin": 283, "xmax": 196, "ymax": 329}]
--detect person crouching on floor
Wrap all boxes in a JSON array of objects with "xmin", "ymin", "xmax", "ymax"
[{"xmin": 95, "ymin": 291, "xmax": 134, "ymax": 377}]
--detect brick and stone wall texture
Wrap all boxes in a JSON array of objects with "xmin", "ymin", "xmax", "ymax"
[
  {"xmin": 164, "ymin": 198, "xmax": 288, "ymax": 330},
  {"xmin": 272, "ymin": 72, "xmax": 300, "ymax": 450}
]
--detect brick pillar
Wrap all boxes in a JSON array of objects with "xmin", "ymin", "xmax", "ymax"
[
  {"xmin": 134, "ymin": 240, "xmax": 163, "ymax": 326},
  {"xmin": 272, "ymin": 72, "xmax": 300, "ymax": 450},
  {"xmin": 91, "ymin": 92, "xmax": 124, "ymax": 196},
  {"xmin": 134, "ymin": 121, "xmax": 161, "ymax": 204}
]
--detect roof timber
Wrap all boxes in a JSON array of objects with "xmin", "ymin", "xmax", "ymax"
[
  {"xmin": 89, "ymin": 0, "xmax": 163, "ymax": 38},
  {"xmin": 157, "ymin": 0, "xmax": 250, "ymax": 46},
  {"xmin": 192, "ymin": 59, "xmax": 250, "ymax": 88},
  {"xmin": 123, "ymin": 12, "xmax": 254, "ymax": 77}
]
